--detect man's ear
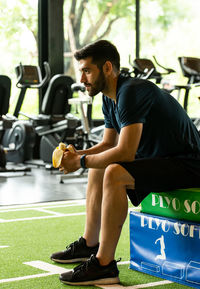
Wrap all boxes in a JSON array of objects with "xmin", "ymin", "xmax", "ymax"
[{"xmin": 103, "ymin": 61, "xmax": 112, "ymax": 75}]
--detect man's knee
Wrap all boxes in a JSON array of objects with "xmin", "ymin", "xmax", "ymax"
[
  {"xmin": 104, "ymin": 164, "xmax": 124, "ymax": 186},
  {"xmin": 104, "ymin": 163, "xmax": 135, "ymax": 188}
]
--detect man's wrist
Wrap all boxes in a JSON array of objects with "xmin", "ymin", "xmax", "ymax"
[{"xmin": 80, "ymin": 154, "xmax": 87, "ymax": 169}]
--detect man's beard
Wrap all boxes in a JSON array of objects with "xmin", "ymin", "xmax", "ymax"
[{"xmin": 87, "ymin": 70, "xmax": 106, "ymax": 96}]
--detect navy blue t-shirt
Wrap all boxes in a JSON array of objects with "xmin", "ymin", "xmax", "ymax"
[{"xmin": 102, "ymin": 74, "xmax": 200, "ymax": 160}]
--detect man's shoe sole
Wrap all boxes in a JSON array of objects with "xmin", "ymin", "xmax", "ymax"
[
  {"xmin": 60, "ymin": 276, "xmax": 120, "ymax": 285},
  {"xmin": 51, "ymin": 257, "xmax": 89, "ymax": 264}
]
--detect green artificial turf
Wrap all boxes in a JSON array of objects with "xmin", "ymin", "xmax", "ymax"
[
  {"xmin": 0, "ymin": 201, "xmax": 192, "ymax": 289},
  {"xmin": 0, "ymin": 209, "xmax": 49, "ymax": 220}
]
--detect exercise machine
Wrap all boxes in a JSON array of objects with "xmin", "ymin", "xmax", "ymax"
[
  {"xmin": 2, "ymin": 63, "xmax": 51, "ymax": 164},
  {"xmin": 132, "ymin": 56, "xmax": 175, "ymax": 83},
  {"xmin": 13, "ymin": 62, "xmax": 98, "ymax": 165},
  {"xmin": 2, "ymin": 63, "xmax": 79, "ymax": 165},
  {"xmin": 120, "ymin": 56, "xmax": 175, "ymax": 83},
  {"xmin": 10, "ymin": 62, "xmax": 102, "ymax": 167},
  {"xmin": 14, "ymin": 62, "xmax": 50, "ymax": 118},
  {"xmin": 178, "ymin": 56, "xmax": 200, "ymax": 113},
  {"xmin": 0, "ymin": 74, "xmax": 31, "ymax": 174},
  {"xmin": 0, "ymin": 75, "xmax": 12, "ymax": 138},
  {"xmin": 164, "ymin": 57, "xmax": 200, "ymax": 130}
]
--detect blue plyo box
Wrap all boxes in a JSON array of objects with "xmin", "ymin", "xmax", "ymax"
[{"xmin": 130, "ymin": 211, "xmax": 200, "ymax": 288}]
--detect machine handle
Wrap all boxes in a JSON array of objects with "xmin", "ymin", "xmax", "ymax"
[
  {"xmin": 37, "ymin": 62, "xmax": 51, "ymax": 88},
  {"xmin": 71, "ymin": 83, "xmax": 86, "ymax": 92},
  {"xmin": 16, "ymin": 62, "xmax": 51, "ymax": 89},
  {"xmin": 153, "ymin": 56, "xmax": 176, "ymax": 74}
]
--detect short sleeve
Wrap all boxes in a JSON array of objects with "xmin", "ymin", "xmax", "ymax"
[
  {"xmin": 102, "ymin": 95, "xmax": 114, "ymax": 128},
  {"xmin": 118, "ymin": 82, "xmax": 155, "ymax": 128}
]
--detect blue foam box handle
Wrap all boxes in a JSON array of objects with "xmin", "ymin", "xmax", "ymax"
[{"xmin": 130, "ymin": 211, "xmax": 200, "ymax": 288}]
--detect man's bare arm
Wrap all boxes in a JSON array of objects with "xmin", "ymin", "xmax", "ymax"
[
  {"xmin": 77, "ymin": 127, "xmax": 119, "ymax": 155},
  {"xmin": 60, "ymin": 123, "xmax": 142, "ymax": 173},
  {"xmin": 84, "ymin": 123, "xmax": 143, "ymax": 168}
]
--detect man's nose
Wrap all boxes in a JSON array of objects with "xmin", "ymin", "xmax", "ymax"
[{"xmin": 80, "ymin": 73, "xmax": 86, "ymax": 83}]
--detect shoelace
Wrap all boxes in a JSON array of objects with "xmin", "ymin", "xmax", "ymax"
[
  {"xmin": 74, "ymin": 256, "xmax": 122, "ymax": 274},
  {"xmin": 66, "ymin": 238, "xmax": 99, "ymax": 254},
  {"xmin": 73, "ymin": 256, "xmax": 95, "ymax": 273},
  {"xmin": 66, "ymin": 239, "xmax": 80, "ymax": 254}
]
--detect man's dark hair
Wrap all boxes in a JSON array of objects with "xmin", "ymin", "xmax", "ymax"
[{"xmin": 74, "ymin": 40, "xmax": 120, "ymax": 72}]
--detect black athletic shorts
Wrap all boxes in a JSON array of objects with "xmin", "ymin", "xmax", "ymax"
[{"xmin": 118, "ymin": 157, "xmax": 200, "ymax": 207}]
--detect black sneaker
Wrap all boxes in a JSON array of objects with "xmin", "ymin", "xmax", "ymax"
[
  {"xmin": 50, "ymin": 237, "xmax": 99, "ymax": 264},
  {"xmin": 59, "ymin": 254, "xmax": 120, "ymax": 285}
]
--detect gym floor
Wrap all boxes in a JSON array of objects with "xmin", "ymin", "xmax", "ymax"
[
  {"xmin": 0, "ymin": 163, "xmax": 87, "ymax": 206},
  {"xmin": 0, "ymin": 163, "xmax": 194, "ymax": 289}
]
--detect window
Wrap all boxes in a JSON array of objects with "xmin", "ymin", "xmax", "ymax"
[
  {"xmin": 63, "ymin": 0, "xmax": 200, "ymax": 118},
  {"xmin": 0, "ymin": 0, "xmax": 38, "ymax": 115}
]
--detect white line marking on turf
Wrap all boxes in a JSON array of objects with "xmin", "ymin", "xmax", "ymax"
[
  {"xmin": 24, "ymin": 260, "xmax": 68, "ymax": 274},
  {"xmin": 0, "ymin": 272, "xmax": 54, "ymax": 283},
  {"xmin": 98, "ymin": 262, "xmax": 173, "ymax": 289},
  {"xmin": 0, "ymin": 259, "xmax": 172, "ymax": 288},
  {"xmin": 0, "ymin": 207, "xmax": 139, "ymax": 223},
  {"xmin": 98, "ymin": 280, "xmax": 173, "ymax": 289},
  {"xmin": 34, "ymin": 208, "xmax": 66, "ymax": 216},
  {"xmin": 0, "ymin": 211, "xmax": 86, "ymax": 223},
  {"xmin": 0, "ymin": 199, "xmax": 86, "ymax": 212},
  {"xmin": 0, "ymin": 261, "xmax": 70, "ymax": 284},
  {"xmin": 118, "ymin": 261, "xmax": 130, "ymax": 265},
  {"xmin": 0, "ymin": 245, "xmax": 9, "ymax": 248}
]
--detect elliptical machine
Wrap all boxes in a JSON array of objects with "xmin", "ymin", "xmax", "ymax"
[
  {"xmin": 2, "ymin": 62, "xmax": 84, "ymax": 166},
  {"xmin": 0, "ymin": 74, "xmax": 31, "ymax": 173},
  {"xmin": 2, "ymin": 62, "xmax": 51, "ymax": 164}
]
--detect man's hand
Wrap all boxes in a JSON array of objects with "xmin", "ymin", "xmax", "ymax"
[
  {"xmin": 52, "ymin": 143, "xmax": 76, "ymax": 168},
  {"xmin": 59, "ymin": 150, "xmax": 81, "ymax": 174}
]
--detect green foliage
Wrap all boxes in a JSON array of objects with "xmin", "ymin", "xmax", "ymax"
[
  {"xmin": 156, "ymin": 0, "xmax": 191, "ymax": 30},
  {"xmin": 97, "ymin": 0, "xmax": 134, "ymax": 18},
  {"xmin": 140, "ymin": 0, "xmax": 191, "ymax": 46},
  {"xmin": 0, "ymin": 0, "xmax": 37, "ymax": 42},
  {"xmin": 64, "ymin": 0, "xmax": 136, "ymax": 48},
  {"xmin": 0, "ymin": 0, "xmax": 38, "ymax": 114},
  {"xmin": 0, "ymin": 0, "xmax": 199, "ymax": 117}
]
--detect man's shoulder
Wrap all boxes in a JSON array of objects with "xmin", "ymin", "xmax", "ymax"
[
  {"xmin": 117, "ymin": 75, "xmax": 158, "ymax": 100},
  {"xmin": 118, "ymin": 75, "xmax": 156, "ymax": 91}
]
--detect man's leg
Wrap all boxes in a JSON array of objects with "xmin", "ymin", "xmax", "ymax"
[
  {"xmin": 51, "ymin": 168, "xmax": 104, "ymax": 263},
  {"xmin": 83, "ymin": 168, "xmax": 105, "ymax": 247},
  {"xmin": 96, "ymin": 163, "xmax": 135, "ymax": 265},
  {"xmin": 59, "ymin": 163, "xmax": 134, "ymax": 285}
]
